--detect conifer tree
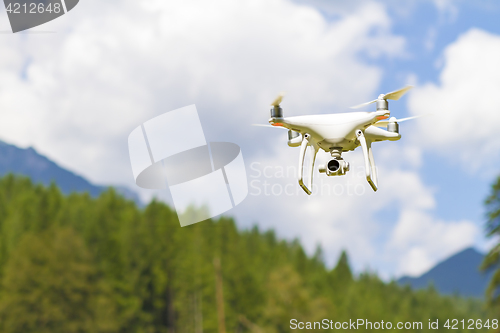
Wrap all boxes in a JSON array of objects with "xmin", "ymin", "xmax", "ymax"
[
  {"xmin": 0, "ymin": 228, "xmax": 118, "ymax": 333},
  {"xmin": 482, "ymin": 175, "xmax": 500, "ymax": 304},
  {"xmin": 332, "ymin": 250, "xmax": 353, "ymax": 286},
  {"xmin": 0, "ymin": 176, "xmax": 492, "ymax": 332}
]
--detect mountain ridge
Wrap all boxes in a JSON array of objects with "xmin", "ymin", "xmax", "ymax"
[
  {"xmin": 0, "ymin": 140, "xmax": 139, "ymax": 202},
  {"xmin": 398, "ymin": 247, "xmax": 492, "ymax": 298}
]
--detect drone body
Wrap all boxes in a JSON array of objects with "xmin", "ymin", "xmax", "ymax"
[
  {"xmin": 276, "ymin": 112, "xmax": 399, "ymax": 150},
  {"xmin": 258, "ymin": 86, "xmax": 418, "ymax": 195}
]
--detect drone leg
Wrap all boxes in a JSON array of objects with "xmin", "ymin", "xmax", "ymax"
[
  {"xmin": 309, "ymin": 145, "xmax": 318, "ymax": 192},
  {"xmin": 367, "ymin": 140, "xmax": 378, "ymax": 188},
  {"xmin": 298, "ymin": 134, "xmax": 313, "ymax": 195},
  {"xmin": 356, "ymin": 130, "xmax": 378, "ymax": 192}
]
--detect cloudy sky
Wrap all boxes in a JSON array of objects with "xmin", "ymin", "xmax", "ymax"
[{"xmin": 1, "ymin": 0, "xmax": 500, "ymax": 279}]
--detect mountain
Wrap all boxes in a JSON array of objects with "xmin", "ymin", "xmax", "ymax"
[
  {"xmin": 0, "ymin": 140, "xmax": 140, "ymax": 202},
  {"xmin": 398, "ymin": 247, "xmax": 492, "ymax": 298}
]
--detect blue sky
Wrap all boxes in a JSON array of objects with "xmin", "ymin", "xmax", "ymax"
[
  {"xmin": 0, "ymin": 0, "xmax": 500, "ymax": 279},
  {"xmin": 384, "ymin": 0, "xmax": 500, "ymax": 239}
]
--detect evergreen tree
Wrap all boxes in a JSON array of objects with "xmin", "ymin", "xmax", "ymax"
[
  {"xmin": 332, "ymin": 250, "xmax": 353, "ymax": 285},
  {"xmin": 0, "ymin": 228, "xmax": 118, "ymax": 333},
  {"xmin": 482, "ymin": 175, "xmax": 500, "ymax": 304},
  {"xmin": 0, "ymin": 175, "xmax": 492, "ymax": 332}
]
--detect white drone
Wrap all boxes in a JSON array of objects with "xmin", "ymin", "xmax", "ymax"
[{"xmin": 255, "ymin": 86, "xmax": 420, "ymax": 195}]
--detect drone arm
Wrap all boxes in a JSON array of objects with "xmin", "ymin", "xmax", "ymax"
[
  {"xmin": 356, "ymin": 130, "xmax": 378, "ymax": 192},
  {"xmin": 298, "ymin": 134, "xmax": 315, "ymax": 195}
]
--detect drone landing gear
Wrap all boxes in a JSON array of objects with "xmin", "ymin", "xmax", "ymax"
[
  {"xmin": 356, "ymin": 130, "xmax": 378, "ymax": 192},
  {"xmin": 298, "ymin": 134, "xmax": 317, "ymax": 195}
]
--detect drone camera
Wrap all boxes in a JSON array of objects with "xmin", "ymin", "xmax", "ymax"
[
  {"xmin": 328, "ymin": 159, "xmax": 340, "ymax": 172},
  {"xmin": 319, "ymin": 158, "xmax": 350, "ymax": 176}
]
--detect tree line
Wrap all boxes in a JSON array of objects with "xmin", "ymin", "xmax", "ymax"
[{"xmin": 0, "ymin": 174, "xmax": 494, "ymax": 332}]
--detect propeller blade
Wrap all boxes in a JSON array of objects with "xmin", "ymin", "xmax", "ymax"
[
  {"xmin": 383, "ymin": 85, "xmax": 413, "ymax": 101},
  {"xmin": 350, "ymin": 99, "xmax": 377, "ymax": 109},
  {"xmin": 252, "ymin": 124, "xmax": 288, "ymax": 129},
  {"xmin": 374, "ymin": 114, "xmax": 424, "ymax": 128},
  {"xmin": 270, "ymin": 92, "xmax": 285, "ymax": 107},
  {"xmin": 395, "ymin": 115, "xmax": 422, "ymax": 122},
  {"xmin": 350, "ymin": 86, "xmax": 413, "ymax": 109}
]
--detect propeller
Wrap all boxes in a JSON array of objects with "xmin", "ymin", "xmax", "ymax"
[
  {"xmin": 351, "ymin": 86, "xmax": 413, "ymax": 109},
  {"xmin": 252, "ymin": 124, "xmax": 287, "ymax": 129},
  {"xmin": 374, "ymin": 115, "xmax": 424, "ymax": 128},
  {"xmin": 271, "ymin": 92, "xmax": 286, "ymax": 107},
  {"xmin": 270, "ymin": 92, "xmax": 286, "ymax": 118}
]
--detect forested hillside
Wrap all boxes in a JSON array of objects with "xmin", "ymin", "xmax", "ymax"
[{"xmin": 0, "ymin": 175, "xmax": 492, "ymax": 332}]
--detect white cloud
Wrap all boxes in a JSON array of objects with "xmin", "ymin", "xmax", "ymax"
[
  {"xmin": 235, "ymin": 146, "xmax": 383, "ymax": 268},
  {"xmin": 388, "ymin": 209, "xmax": 478, "ymax": 276},
  {"xmin": 373, "ymin": 143, "xmax": 479, "ymax": 277},
  {"xmin": 233, "ymin": 141, "xmax": 448, "ymax": 275},
  {"xmin": 408, "ymin": 28, "xmax": 500, "ymax": 176},
  {"xmin": 0, "ymin": 0, "xmax": 404, "ymax": 187},
  {"xmin": 0, "ymin": 0, "xmax": 472, "ymax": 278}
]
